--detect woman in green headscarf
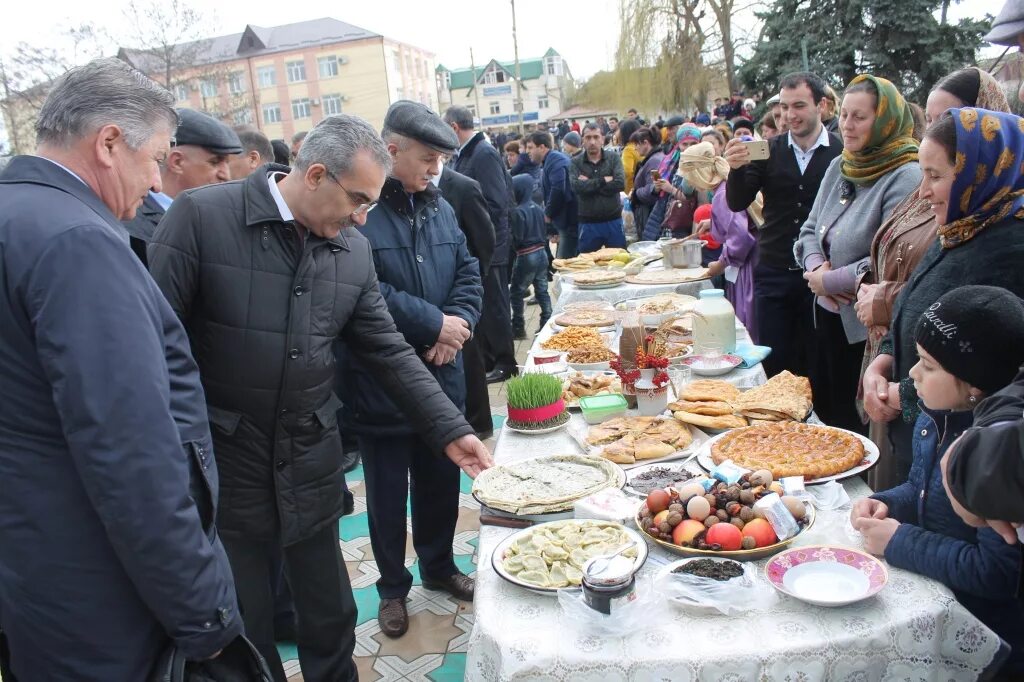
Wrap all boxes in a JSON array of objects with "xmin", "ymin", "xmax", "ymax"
[{"xmin": 794, "ymin": 74, "xmax": 922, "ymax": 434}]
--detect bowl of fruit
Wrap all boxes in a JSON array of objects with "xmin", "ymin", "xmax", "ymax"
[{"xmin": 634, "ymin": 470, "xmax": 814, "ymax": 561}]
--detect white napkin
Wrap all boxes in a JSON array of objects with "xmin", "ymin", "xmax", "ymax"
[{"xmin": 806, "ymin": 481, "xmax": 851, "ymax": 510}]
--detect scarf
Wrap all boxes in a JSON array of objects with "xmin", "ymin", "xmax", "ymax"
[
  {"xmin": 840, "ymin": 74, "xmax": 919, "ymax": 185},
  {"xmin": 938, "ymin": 108, "xmax": 1024, "ymax": 248},
  {"xmin": 677, "ymin": 141, "xmax": 729, "ymax": 191},
  {"xmin": 974, "ymin": 67, "xmax": 1011, "ymax": 112},
  {"xmin": 658, "ymin": 124, "xmax": 702, "ymax": 179}
]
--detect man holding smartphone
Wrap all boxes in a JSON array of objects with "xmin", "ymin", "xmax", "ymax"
[{"xmin": 723, "ymin": 71, "xmax": 841, "ymax": 378}]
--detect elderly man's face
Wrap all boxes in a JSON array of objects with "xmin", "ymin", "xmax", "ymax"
[
  {"xmin": 173, "ymin": 145, "xmax": 231, "ymax": 188},
  {"xmin": 228, "ymin": 150, "xmax": 261, "ymax": 180},
  {"xmin": 389, "ymin": 137, "xmax": 445, "ymax": 193},
  {"xmin": 302, "ymin": 150, "xmax": 385, "ymax": 239},
  {"xmin": 101, "ymin": 127, "xmax": 171, "ymax": 220}
]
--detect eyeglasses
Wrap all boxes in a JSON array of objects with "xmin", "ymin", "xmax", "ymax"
[{"xmin": 325, "ymin": 170, "xmax": 377, "ymax": 216}]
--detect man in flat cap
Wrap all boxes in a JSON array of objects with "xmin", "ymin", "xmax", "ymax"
[
  {"xmin": 148, "ymin": 112, "xmax": 492, "ymax": 681},
  {"xmin": 123, "ymin": 107, "xmax": 241, "ymax": 266},
  {"xmin": 662, "ymin": 115, "xmax": 685, "ymax": 153},
  {"xmin": 338, "ymin": 100, "xmax": 483, "ymax": 638},
  {"xmin": 987, "ymin": 0, "xmax": 1024, "ymax": 102}
]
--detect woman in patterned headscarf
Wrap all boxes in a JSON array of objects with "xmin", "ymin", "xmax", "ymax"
[
  {"xmin": 795, "ymin": 74, "xmax": 923, "ymax": 434},
  {"xmin": 863, "ymin": 107, "xmax": 1024, "ymax": 479},
  {"xmin": 858, "ymin": 68, "xmax": 1011, "ymax": 490}
]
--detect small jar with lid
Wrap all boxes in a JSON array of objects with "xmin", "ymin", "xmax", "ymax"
[
  {"xmin": 581, "ymin": 555, "xmax": 638, "ymax": 615},
  {"xmin": 692, "ymin": 288, "xmax": 737, "ymax": 353}
]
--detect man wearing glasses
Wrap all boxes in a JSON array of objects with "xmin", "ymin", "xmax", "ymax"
[
  {"xmin": 147, "ymin": 114, "xmax": 492, "ymax": 682},
  {"xmin": 338, "ymin": 100, "xmax": 483, "ymax": 638}
]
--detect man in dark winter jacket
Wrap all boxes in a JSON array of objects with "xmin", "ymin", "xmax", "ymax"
[
  {"xmin": 342, "ymin": 101, "xmax": 483, "ymax": 639},
  {"xmin": 526, "ymin": 130, "xmax": 578, "ymax": 258},
  {"xmin": 510, "ymin": 174, "xmax": 552, "ymax": 338},
  {"xmin": 148, "ymin": 113, "xmax": 492, "ymax": 682},
  {"xmin": 438, "ymin": 165, "xmax": 496, "ymax": 438},
  {"xmin": 0, "ymin": 58, "xmax": 241, "ymax": 681},
  {"xmin": 445, "ymin": 105, "xmax": 517, "ymax": 383},
  {"xmin": 121, "ymin": 107, "xmax": 241, "ymax": 266},
  {"xmin": 570, "ymin": 122, "xmax": 626, "ymax": 253}
]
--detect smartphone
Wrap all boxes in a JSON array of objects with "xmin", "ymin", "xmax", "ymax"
[
  {"xmin": 742, "ymin": 140, "xmax": 770, "ymax": 161},
  {"xmin": 650, "ymin": 169, "xmax": 661, "ymax": 181}
]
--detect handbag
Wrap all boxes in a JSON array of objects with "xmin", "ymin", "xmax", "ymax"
[
  {"xmin": 150, "ymin": 635, "xmax": 273, "ymax": 682},
  {"xmin": 662, "ymin": 192, "xmax": 696, "ymax": 235}
]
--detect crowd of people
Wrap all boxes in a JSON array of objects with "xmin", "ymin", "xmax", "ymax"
[{"xmin": 2, "ymin": 2, "xmax": 1024, "ymax": 678}]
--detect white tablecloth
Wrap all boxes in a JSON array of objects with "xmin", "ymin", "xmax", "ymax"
[
  {"xmin": 552, "ymin": 273, "xmax": 711, "ymax": 314},
  {"xmin": 470, "ymin": 311, "xmax": 1004, "ymax": 680}
]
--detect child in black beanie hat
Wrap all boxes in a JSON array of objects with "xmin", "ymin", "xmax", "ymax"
[{"xmin": 852, "ymin": 285, "xmax": 1024, "ymax": 676}]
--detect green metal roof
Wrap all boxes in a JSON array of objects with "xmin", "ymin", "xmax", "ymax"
[{"xmin": 443, "ymin": 54, "xmax": 550, "ymax": 89}]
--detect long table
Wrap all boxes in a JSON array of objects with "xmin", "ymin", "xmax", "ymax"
[
  {"xmin": 551, "ymin": 272, "xmax": 712, "ymax": 314},
  {"xmin": 467, "ymin": 318, "xmax": 1003, "ymax": 680}
]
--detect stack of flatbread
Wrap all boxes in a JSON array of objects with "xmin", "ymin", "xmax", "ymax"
[
  {"xmin": 472, "ymin": 454, "xmax": 623, "ymax": 515},
  {"xmin": 670, "ymin": 380, "xmax": 749, "ymax": 430},
  {"xmin": 586, "ymin": 416, "xmax": 693, "ymax": 465},
  {"xmin": 669, "ymin": 371, "xmax": 814, "ymax": 430},
  {"xmin": 732, "ymin": 371, "xmax": 812, "ymax": 422}
]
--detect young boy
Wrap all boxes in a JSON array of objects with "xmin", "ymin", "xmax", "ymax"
[
  {"xmin": 509, "ymin": 175, "xmax": 552, "ymax": 339},
  {"xmin": 852, "ymin": 286, "xmax": 1024, "ymax": 676}
]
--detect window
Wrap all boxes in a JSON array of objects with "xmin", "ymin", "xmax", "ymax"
[
  {"xmin": 257, "ymin": 66, "xmax": 276, "ymax": 88},
  {"xmin": 396, "ymin": 87, "xmax": 404, "ymax": 100},
  {"xmin": 175, "ymin": 83, "xmax": 189, "ymax": 102},
  {"xmin": 233, "ymin": 108, "xmax": 253, "ymax": 125},
  {"xmin": 442, "ymin": 71, "xmax": 451, "ymax": 89},
  {"xmin": 262, "ymin": 103, "xmax": 282, "ymax": 124},
  {"xmin": 292, "ymin": 97, "xmax": 312, "ymax": 119},
  {"xmin": 483, "ymin": 63, "xmax": 506, "ymax": 84},
  {"xmin": 545, "ymin": 56, "xmax": 562, "ymax": 76},
  {"xmin": 286, "ymin": 60, "xmax": 306, "ymax": 83},
  {"xmin": 415, "ymin": 58, "xmax": 423, "ymax": 78},
  {"xmin": 489, "ymin": 101, "xmax": 500, "ymax": 115},
  {"xmin": 318, "ymin": 55, "xmax": 338, "ymax": 78},
  {"xmin": 466, "ymin": 104, "xmax": 475, "ymax": 116},
  {"xmin": 200, "ymin": 79, "xmax": 218, "ymax": 98},
  {"xmin": 228, "ymin": 71, "xmax": 245, "ymax": 95},
  {"xmin": 322, "ymin": 94, "xmax": 343, "ymax": 116},
  {"xmin": 538, "ymin": 96, "xmax": 549, "ymax": 109},
  {"xmin": 405, "ymin": 54, "xmax": 412, "ymax": 74}
]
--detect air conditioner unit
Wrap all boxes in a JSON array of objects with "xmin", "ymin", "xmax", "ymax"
[
  {"xmin": 340, "ymin": 95, "xmax": 351, "ymax": 102},
  {"xmin": 311, "ymin": 98, "xmax": 320, "ymax": 106},
  {"xmin": 338, "ymin": 56, "xmax": 349, "ymax": 65}
]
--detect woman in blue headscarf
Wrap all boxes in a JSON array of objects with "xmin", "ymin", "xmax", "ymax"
[{"xmin": 864, "ymin": 107, "xmax": 1024, "ymax": 478}]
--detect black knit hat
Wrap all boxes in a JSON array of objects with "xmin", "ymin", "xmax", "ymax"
[{"xmin": 915, "ymin": 285, "xmax": 1024, "ymax": 393}]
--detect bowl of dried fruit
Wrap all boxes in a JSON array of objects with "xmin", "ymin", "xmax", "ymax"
[{"xmin": 634, "ymin": 471, "xmax": 814, "ymax": 561}]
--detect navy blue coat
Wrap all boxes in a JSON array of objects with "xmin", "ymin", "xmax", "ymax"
[
  {"xmin": 540, "ymin": 149, "xmax": 578, "ymax": 236},
  {"xmin": 0, "ymin": 156, "xmax": 241, "ymax": 680},
  {"xmin": 873, "ymin": 407, "xmax": 1024, "ymax": 673},
  {"xmin": 511, "ymin": 174, "xmax": 548, "ymax": 251},
  {"xmin": 341, "ymin": 178, "xmax": 483, "ymax": 436},
  {"xmin": 454, "ymin": 132, "xmax": 514, "ymax": 267}
]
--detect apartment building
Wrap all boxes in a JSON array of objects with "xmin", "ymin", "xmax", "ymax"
[
  {"xmin": 117, "ymin": 17, "xmax": 437, "ymax": 141},
  {"xmin": 435, "ymin": 49, "xmax": 573, "ymax": 130}
]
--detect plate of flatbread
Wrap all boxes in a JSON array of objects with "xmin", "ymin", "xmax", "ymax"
[
  {"xmin": 472, "ymin": 454, "xmax": 626, "ymax": 516},
  {"xmin": 670, "ymin": 372, "xmax": 814, "ymax": 432},
  {"xmin": 695, "ymin": 421, "xmax": 880, "ymax": 484},
  {"xmin": 492, "ymin": 519, "xmax": 647, "ymax": 594},
  {"xmin": 567, "ymin": 270, "xmax": 626, "ymax": 289},
  {"xmin": 625, "ymin": 268, "xmax": 709, "ymax": 285},
  {"xmin": 581, "ymin": 415, "xmax": 706, "ymax": 467}
]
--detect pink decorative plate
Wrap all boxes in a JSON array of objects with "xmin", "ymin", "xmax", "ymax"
[{"xmin": 764, "ymin": 545, "xmax": 887, "ymax": 606}]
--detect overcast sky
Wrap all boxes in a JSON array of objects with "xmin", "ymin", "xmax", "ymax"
[{"xmin": 0, "ymin": 0, "xmax": 1006, "ymax": 149}]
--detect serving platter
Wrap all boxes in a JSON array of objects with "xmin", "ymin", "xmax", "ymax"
[{"xmin": 694, "ymin": 426, "xmax": 880, "ymax": 485}]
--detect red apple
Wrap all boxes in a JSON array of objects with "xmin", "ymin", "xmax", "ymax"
[
  {"xmin": 646, "ymin": 489, "xmax": 671, "ymax": 514},
  {"xmin": 705, "ymin": 521, "xmax": 743, "ymax": 551},
  {"xmin": 672, "ymin": 519, "xmax": 705, "ymax": 546},
  {"xmin": 741, "ymin": 518, "xmax": 778, "ymax": 548}
]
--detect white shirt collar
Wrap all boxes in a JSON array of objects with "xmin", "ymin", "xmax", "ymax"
[
  {"xmin": 788, "ymin": 124, "xmax": 830, "ymax": 153},
  {"xmin": 149, "ymin": 190, "xmax": 173, "ymax": 210},
  {"xmin": 266, "ymin": 171, "xmax": 294, "ymax": 222}
]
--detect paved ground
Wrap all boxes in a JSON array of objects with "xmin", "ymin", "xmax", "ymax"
[{"xmin": 280, "ymin": 289, "xmax": 545, "ymax": 680}]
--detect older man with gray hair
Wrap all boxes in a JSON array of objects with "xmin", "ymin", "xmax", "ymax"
[
  {"xmin": 148, "ymin": 113, "xmax": 493, "ymax": 682},
  {"xmin": 0, "ymin": 57, "xmax": 241, "ymax": 680}
]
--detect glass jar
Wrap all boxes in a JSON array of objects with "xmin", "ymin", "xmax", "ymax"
[{"xmin": 692, "ymin": 289, "xmax": 736, "ymax": 354}]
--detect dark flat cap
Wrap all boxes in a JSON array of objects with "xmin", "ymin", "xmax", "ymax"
[
  {"xmin": 383, "ymin": 100, "xmax": 459, "ymax": 154},
  {"xmin": 665, "ymin": 116, "xmax": 685, "ymax": 127},
  {"xmin": 985, "ymin": 0, "xmax": 1024, "ymax": 46},
  {"xmin": 173, "ymin": 108, "xmax": 243, "ymax": 154}
]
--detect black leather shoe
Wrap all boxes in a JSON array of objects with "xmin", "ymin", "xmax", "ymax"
[
  {"xmin": 422, "ymin": 572, "xmax": 474, "ymax": 602},
  {"xmin": 486, "ymin": 367, "xmax": 515, "ymax": 384},
  {"xmin": 378, "ymin": 597, "xmax": 408, "ymax": 638},
  {"xmin": 341, "ymin": 449, "xmax": 361, "ymax": 473}
]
